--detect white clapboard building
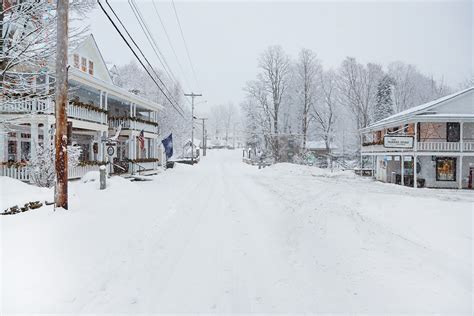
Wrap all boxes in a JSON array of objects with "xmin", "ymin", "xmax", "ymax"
[
  {"xmin": 0, "ymin": 34, "xmax": 163, "ymax": 181},
  {"xmin": 360, "ymin": 87, "xmax": 474, "ymax": 189}
]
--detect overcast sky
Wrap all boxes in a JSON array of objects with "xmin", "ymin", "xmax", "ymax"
[{"xmin": 85, "ymin": 0, "xmax": 472, "ymax": 113}]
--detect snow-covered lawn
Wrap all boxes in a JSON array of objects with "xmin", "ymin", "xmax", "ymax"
[{"xmin": 1, "ymin": 150, "xmax": 472, "ymax": 314}]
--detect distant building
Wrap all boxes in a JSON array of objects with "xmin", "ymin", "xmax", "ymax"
[
  {"xmin": 305, "ymin": 141, "xmax": 338, "ymax": 156},
  {"xmin": 360, "ymin": 87, "xmax": 474, "ymax": 189}
]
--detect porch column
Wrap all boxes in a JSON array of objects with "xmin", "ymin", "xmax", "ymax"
[
  {"xmin": 89, "ymin": 140, "xmax": 94, "ymax": 161},
  {"xmin": 460, "ymin": 122, "xmax": 464, "ymax": 152},
  {"xmin": 413, "ymin": 154, "xmax": 417, "ymax": 188},
  {"xmin": 97, "ymin": 131, "xmax": 103, "ymax": 161},
  {"xmin": 128, "ymin": 134, "xmax": 134, "ymax": 160},
  {"xmin": 458, "ymin": 156, "xmax": 463, "ymax": 189},
  {"xmin": 130, "ymin": 102, "xmax": 133, "ymax": 117},
  {"xmin": 16, "ymin": 132, "xmax": 21, "ymax": 161},
  {"xmin": 99, "ymin": 90, "xmax": 103, "ymax": 109},
  {"xmin": 400, "ymin": 155, "xmax": 404, "ymax": 186},
  {"xmin": 0, "ymin": 126, "xmax": 5, "ymax": 161},
  {"xmin": 104, "ymin": 92, "xmax": 108, "ymax": 111},
  {"xmin": 43, "ymin": 119, "xmax": 52, "ymax": 153},
  {"xmin": 414, "ymin": 122, "xmax": 418, "ymax": 151},
  {"xmin": 30, "ymin": 123, "xmax": 38, "ymax": 161}
]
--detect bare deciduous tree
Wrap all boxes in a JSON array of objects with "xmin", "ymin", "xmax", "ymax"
[
  {"xmin": 337, "ymin": 57, "xmax": 383, "ymax": 130},
  {"xmin": 295, "ymin": 48, "xmax": 321, "ymax": 150},
  {"xmin": 245, "ymin": 45, "xmax": 290, "ymax": 160},
  {"xmin": 312, "ymin": 69, "xmax": 337, "ymax": 166}
]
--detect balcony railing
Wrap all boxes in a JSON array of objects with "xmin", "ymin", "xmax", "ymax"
[
  {"xmin": 67, "ymin": 103, "xmax": 107, "ymax": 124},
  {"xmin": 109, "ymin": 117, "xmax": 158, "ymax": 134},
  {"xmin": 0, "ymin": 98, "xmax": 107, "ymax": 125},
  {"xmin": 361, "ymin": 141, "xmax": 474, "ymax": 153},
  {"xmin": 417, "ymin": 142, "xmax": 460, "ymax": 152},
  {"xmin": 0, "ymin": 98, "xmax": 53, "ymax": 114},
  {"xmin": 463, "ymin": 142, "xmax": 474, "ymax": 152}
]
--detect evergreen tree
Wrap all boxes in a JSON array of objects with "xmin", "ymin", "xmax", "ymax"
[{"xmin": 373, "ymin": 75, "xmax": 394, "ymax": 122}]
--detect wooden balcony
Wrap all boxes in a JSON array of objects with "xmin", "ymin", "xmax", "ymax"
[
  {"xmin": 0, "ymin": 97, "xmax": 107, "ymax": 125},
  {"xmin": 0, "ymin": 98, "xmax": 53, "ymax": 114},
  {"xmin": 361, "ymin": 140, "xmax": 474, "ymax": 153},
  {"xmin": 109, "ymin": 116, "xmax": 158, "ymax": 134},
  {"xmin": 67, "ymin": 103, "xmax": 107, "ymax": 125},
  {"xmin": 417, "ymin": 142, "xmax": 460, "ymax": 152}
]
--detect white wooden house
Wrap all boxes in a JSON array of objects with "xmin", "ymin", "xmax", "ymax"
[
  {"xmin": 360, "ymin": 87, "xmax": 474, "ymax": 189},
  {"xmin": 0, "ymin": 35, "xmax": 163, "ymax": 181}
]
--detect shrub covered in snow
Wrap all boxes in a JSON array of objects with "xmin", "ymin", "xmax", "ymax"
[{"xmin": 28, "ymin": 145, "xmax": 82, "ymax": 188}]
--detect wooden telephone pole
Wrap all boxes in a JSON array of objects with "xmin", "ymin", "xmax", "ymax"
[
  {"xmin": 184, "ymin": 92, "xmax": 202, "ymax": 164},
  {"xmin": 55, "ymin": 0, "xmax": 69, "ymax": 209},
  {"xmin": 200, "ymin": 118, "xmax": 208, "ymax": 156}
]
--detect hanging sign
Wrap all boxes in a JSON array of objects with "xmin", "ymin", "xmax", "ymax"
[
  {"xmin": 107, "ymin": 146, "xmax": 115, "ymax": 156},
  {"xmin": 384, "ymin": 136, "xmax": 414, "ymax": 149}
]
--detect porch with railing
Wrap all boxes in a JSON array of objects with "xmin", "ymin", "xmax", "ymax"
[
  {"xmin": 361, "ymin": 140, "xmax": 474, "ymax": 153},
  {"xmin": 0, "ymin": 98, "xmax": 107, "ymax": 125},
  {"xmin": 109, "ymin": 117, "xmax": 158, "ymax": 134},
  {"xmin": 417, "ymin": 141, "xmax": 474, "ymax": 152},
  {"xmin": 0, "ymin": 98, "xmax": 53, "ymax": 114},
  {"xmin": 67, "ymin": 103, "xmax": 107, "ymax": 124}
]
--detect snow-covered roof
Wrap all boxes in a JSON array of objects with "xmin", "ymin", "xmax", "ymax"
[
  {"xmin": 305, "ymin": 141, "xmax": 338, "ymax": 150},
  {"xmin": 361, "ymin": 86, "xmax": 474, "ymax": 132}
]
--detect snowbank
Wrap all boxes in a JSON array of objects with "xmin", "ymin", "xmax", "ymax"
[
  {"xmin": 261, "ymin": 162, "xmax": 358, "ymax": 179},
  {"xmin": 1, "ymin": 150, "xmax": 472, "ymax": 313},
  {"xmin": 0, "ymin": 176, "xmax": 52, "ymax": 211}
]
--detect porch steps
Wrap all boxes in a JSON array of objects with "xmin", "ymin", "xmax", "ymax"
[
  {"xmin": 120, "ymin": 169, "xmax": 160, "ymax": 181},
  {"xmin": 128, "ymin": 175, "xmax": 154, "ymax": 182}
]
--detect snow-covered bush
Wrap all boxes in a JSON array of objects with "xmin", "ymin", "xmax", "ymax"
[{"xmin": 28, "ymin": 145, "xmax": 81, "ymax": 188}]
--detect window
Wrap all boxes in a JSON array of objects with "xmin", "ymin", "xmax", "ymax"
[
  {"xmin": 446, "ymin": 122, "xmax": 460, "ymax": 142},
  {"xmin": 436, "ymin": 157, "xmax": 456, "ymax": 181},
  {"xmin": 73, "ymin": 54, "xmax": 79, "ymax": 68},
  {"xmin": 8, "ymin": 141, "xmax": 16, "ymax": 161},
  {"xmin": 81, "ymin": 57, "xmax": 87, "ymax": 72},
  {"xmin": 88, "ymin": 60, "xmax": 94, "ymax": 75},
  {"xmin": 21, "ymin": 142, "xmax": 30, "ymax": 161}
]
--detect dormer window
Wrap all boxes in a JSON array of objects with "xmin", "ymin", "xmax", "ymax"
[
  {"xmin": 81, "ymin": 57, "xmax": 87, "ymax": 72},
  {"xmin": 73, "ymin": 54, "xmax": 79, "ymax": 68},
  {"xmin": 88, "ymin": 60, "xmax": 94, "ymax": 76}
]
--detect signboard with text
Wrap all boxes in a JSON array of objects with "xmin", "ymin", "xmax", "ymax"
[{"xmin": 384, "ymin": 136, "xmax": 414, "ymax": 149}]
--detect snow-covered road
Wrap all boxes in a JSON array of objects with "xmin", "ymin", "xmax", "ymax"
[{"xmin": 2, "ymin": 150, "xmax": 473, "ymax": 314}]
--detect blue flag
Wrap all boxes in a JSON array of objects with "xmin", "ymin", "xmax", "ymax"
[{"xmin": 161, "ymin": 133, "xmax": 173, "ymax": 159}]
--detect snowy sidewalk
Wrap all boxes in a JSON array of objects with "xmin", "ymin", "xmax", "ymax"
[{"xmin": 1, "ymin": 150, "xmax": 472, "ymax": 314}]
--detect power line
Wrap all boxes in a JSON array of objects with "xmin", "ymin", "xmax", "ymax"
[
  {"xmin": 104, "ymin": 0, "xmax": 182, "ymax": 112},
  {"xmin": 128, "ymin": 0, "xmax": 178, "ymax": 87},
  {"xmin": 151, "ymin": 0, "xmax": 193, "ymax": 94},
  {"xmin": 171, "ymin": 0, "xmax": 201, "ymax": 91},
  {"xmin": 128, "ymin": 0, "xmax": 192, "ymax": 108},
  {"xmin": 98, "ymin": 0, "xmax": 185, "ymax": 118}
]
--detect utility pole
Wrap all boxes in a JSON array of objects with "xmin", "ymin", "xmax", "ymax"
[
  {"xmin": 55, "ymin": 0, "xmax": 69, "ymax": 209},
  {"xmin": 233, "ymin": 123, "xmax": 236, "ymax": 149},
  {"xmin": 200, "ymin": 118, "xmax": 208, "ymax": 156},
  {"xmin": 184, "ymin": 92, "xmax": 202, "ymax": 164}
]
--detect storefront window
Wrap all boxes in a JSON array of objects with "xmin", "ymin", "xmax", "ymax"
[{"xmin": 436, "ymin": 157, "xmax": 456, "ymax": 181}]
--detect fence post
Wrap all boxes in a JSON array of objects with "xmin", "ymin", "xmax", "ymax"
[{"xmin": 100, "ymin": 165, "xmax": 106, "ymax": 190}]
